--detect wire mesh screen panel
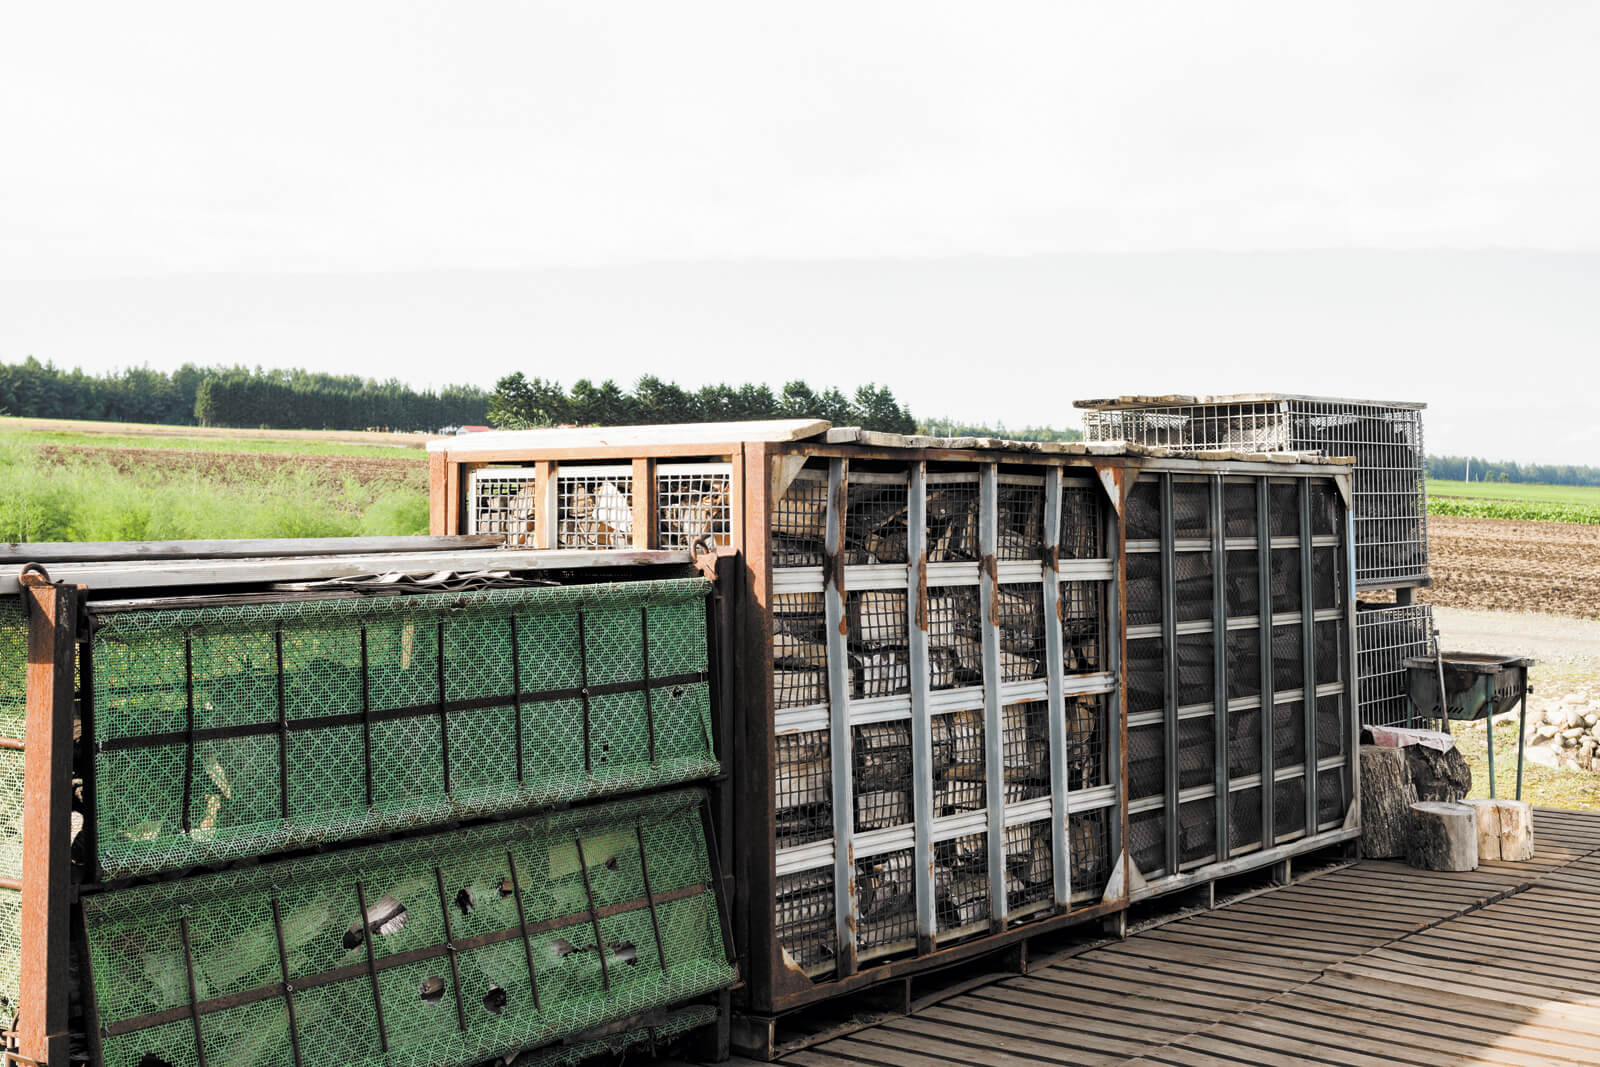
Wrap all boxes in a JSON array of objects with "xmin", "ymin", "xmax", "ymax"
[
  {"xmin": 656, "ymin": 463, "xmax": 733, "ymax": 550},
  {"xmin": 1357, "ymin": 604, "xmax": 1435, "ymax": 726},
  {"xmin": 771, "ymin": 470, "xmax": 829, "ymax": 568},
  {"xmin": 933, "ymin": 833, "xmax": 989, "ymax": 939},
  {"xmin": 997, "ymin": 478, "xmax": 1046, "ymax": 560},
  {"xmin": 1060, "ymin": 581, "xmax": 1104, "ymax": 675},
  {"xmin": 0, "ymin": 598, "xmax": 25, "ymax": 890},
  {"xmin": 1068, "ymin": 806, "xmax": 1114, "ymax": 903},
  {"xmin": 1060, "ymin": 483, "xmax": 1104, "ymax": 559},
  {"xmin": 89, "ymin": 579, "xmax": 716, "ymax": 879},
  {"xmin": 855, "ymin": 849, "xmax": 916, "ymax": 958},
  {"xmin": 0, "ymin": 886, "xmax": 17, "ymax": 1026},
  {"xmin": 775, "ymin": 730, "xmax": 832, "ymax": 849},
  {"xmin": 556, "ymin": 466, "xmax": 635, "ymax": 548},
  {"xmin": 926, "ymin": 475, "xmax": 981, "ymax": 562},
  {"xmin": 847, "ymin": 591, "xmax": 910, "ymax": 698},
  {"xmin": 853, "ymin": 723, "xmax": 912, "ymax": 831},
  {"xmin": 1003, "ymin": 701, "xmax": 1051, "ymax": 804},
  {"xmin": 1004, "ymin": 820, "xmax": 1054, "ymax": 915},
  {"xmin": 843, "ymin": 474, "xmax": 909, "ymax": 565},
  {"xmin": 1128, "ymin": 808, "xmax": 1165, "ymax": 880},
  {"xmin": 82, "ymin": 789, "xmax": 735, "ymax": 1067},
  {"xmin": 927, "ymin": 588, "xmax": 983, "ymax": 691},
  {"xmin": 773, "ymin": 593, "xmax": 828, "ymax": 710},
  {"xmin": 932, "ymin": 711, "xmax": 986, "ymax": 815},
  {"xmin": 997, "ymin": 584, "xmax": 1046, "ymax": 682},
  {"xmin": 1065, "ymin": 694, "xmax": 1109, "ymax": 792},
  {"xmin": 775, "ymin": 868, "xmax": 836, "ymax": 978},
  {"xmin": 468, "ymin": 468, "xmax": 538, "ymax": 547},
  {"xmin": 1274, "ymin": 776, "xmax": 1308, "ymax": 841},
  {"xmin": 1081, "ymin": 396, "xmax": 1426, "ymax": 586}
]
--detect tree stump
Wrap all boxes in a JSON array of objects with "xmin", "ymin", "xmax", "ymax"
[
  {"xmin": 1407, "ymin": 801, "xmax": 1478, "ymax": 871},
  {"xmin": 1359, "ymin": 745, "xmax": 1418, "ymax": 858},
  {"xmin": 1462, "ymin": 799, "xmax": 1535, "ymax": 862},
  {"xmin": 1406, "ymin": 744, "xmax": 1472, "ymax": 802}
]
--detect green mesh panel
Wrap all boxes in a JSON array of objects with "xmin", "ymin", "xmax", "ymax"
[
  {"xmin": 91, "ymin": 579, "xmax": 717, "ymax": 878},
  {"xmin": 82, "ymin": 788, "xmax": 735, "ymax": 1067},
  {"xmin": 0, "ymin": 887, "xmax": 18, "ymax": 1027},
  {"xmin": 0, "ymin": 597, "xmax": 24, "ymax": 740}
]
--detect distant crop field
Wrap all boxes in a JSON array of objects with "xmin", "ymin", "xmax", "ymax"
[
  {"xmin": 1427, "ymin": 479, "xmax": 1600, "ymax": 524},
  {"xmin": 2, "ymin": 417, "xmax": 430, "ymax": 542}
]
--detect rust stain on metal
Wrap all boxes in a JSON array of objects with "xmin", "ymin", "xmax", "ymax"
[
  {"xmin": 914, "ymin": 558, "xmax": 929, "ymax": 631},
  {"xmin": 1046, "ymin": 544, "xmax": 1060, "ymax": 573},
  {"xmin": 983, "ymin": 554, "xmax": 999, "ymax": 626}
]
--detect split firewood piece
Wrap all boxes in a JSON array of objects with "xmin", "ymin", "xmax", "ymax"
[
  {"xmin": 1462, "ymin": 798, "xmax": 1535, "ymax": 862},
  {"xmin": 1407, "ymin": 801, "xmax": 1477, "ymax": 871},
  {"xmin": 1359, "ymin": 745, "xmax": 1417, "ymax": 859}
]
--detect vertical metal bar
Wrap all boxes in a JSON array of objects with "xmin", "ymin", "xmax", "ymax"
[
  {"xmin": 634, "ymin": 822, "xmax": 669, "ymax": 972},
  {"xmin": 1300, "ymin": 478, "xmax": 1318, "ymax": 835},
  {"xmin": 740, "ymin": 441, "xmax": 779, "ymax": 1010},
  {"xmin": 641, "ymin": 606, "xmax": 656, "ymax": 765},
  {"xmin": 577, "ymin": 611, "xmax": 593, "ymax": 775},
  {"xmin": 275, "ymin": 629, "xmax": 290, "ymax": 820},
  {"xmin": 17, "ymin": 577, "xmax": 76, "ymax": 1067},
  {"xmin": 906, "ymin": 460, "xmax": 936, "ymax": 952},
  {"xmin": 178, "ymin": 915, "xmax": 209, "ymax": 1067},
  {"xmin": 360, "ymin": 628, "xmax": 374, "ymax": 809},
  {"xmin": 181, "ymin": 637, "xmax": 195, "ymax": 833},
  {"xmin": 1346, "ymin": 483, "xmax": 1362, "ymax": 815},
  {"xmin": 354, "ymin": 881, "xmax": 389, "ymax": 1052},
  {"xmin": 433, "ymin": 866, "xmax": 468, "ymax": 1032},
  {"xmin": 1258, "ymin": 478, "xmax": 1275, "ymax": 844},
  {"xmin": 574, "ymin": 837, "xmax": 612, "ymax": 990},
  {"xmin": 1159, "ymin": 474, "xmax": 1179, "ymax": 878},
  {"xmin": 979, "ymin": 462, "xmax": 1007, "ymax": 926},
  {"xmin": 270, "ymin": 896, "xmax": 305, "ymax": 1067},
  {"xmin": 510, "ymin": 616, "xmax": 525, "ymax": 783},
  {"xmin": 1212, "ymin": 475, "xmax": 1230, "ymax": 863},
  {"xmin": 1106, "ymin": 466, "xmax": 1127, "ymax": 894},
  {"xmin": 1042, "ymin": 467, "xmax": 1072, "ymax": 905},
  {"xmin": 823, "ymin": 457, "xmax": 858, "ymax": 975},
  {"xmin": 437, "ymin": 622, "xmax": 452, "ymax": 795},
  {"xmin": 505, "ymin": 850, "xmax": 541, "ymax": 1010}
]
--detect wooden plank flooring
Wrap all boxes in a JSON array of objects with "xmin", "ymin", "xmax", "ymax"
[{"xmin": 779, "ymin": 807, "xmax": 1600, "ymax": 1066}]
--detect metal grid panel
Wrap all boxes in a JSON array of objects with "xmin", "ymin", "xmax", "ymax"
[
  {"xmin": 847, "ymin": 591, "xmax": 909, "ymax": 698},
  {"xmin": 89, "ymin": 580, "xmax": 715, "ymax": 879},
  {"xmin": 933, "ymin": 833, "xmax": 989, "ymax": 936},
  {"xmin": 1356, "ymin": 604, "xmax": 1436, "ymax": 727},
  {"xmin": 772, "ymin": 470, "xmax": 829, "ymax": 568},
  {"xmin": 656, "ymin": 463, "xmax": 733, "ymax": 550},
  {"xmin": 997, "ymin": 584, "xmax": 1046, "ymax": 683},
  {"xmin": 775, "ymin": 868, "xmax": 836, "ymax": 977},
  {"xmin": 1060, "ymin": 581, "xmax": 1104, "ymax": 674},
  {"xmin": 843, "ymin": 476, "xmax": 909, "ymax": 565},
  {"xmin": 556, "ymin": 466, "xmax": 634, "ymax": 549},
  {"xmin": 1068, "ymin": 806, "xmax": 1114, "ymax": 902},
  {"xmin": 1002, "ymin": 701, "xmax": 1051, "ymax": 804},
  {"xmin": 1065, "ymin": 693, "xmax": 1109, "ymax": 792},
  {"xmin": 855, "ymin": 849, "xmax": 916, "ymax": 956},
  {"xmin": 468, "ymin": 468, "xmax": 538, "ymax": 547},
  {"xmin": 853, "ymin": 723, "xmax": 912, "ymax": 831},
  {"xmin": 82, "ymin": 789, "xmax": 735, "ymax": 1067},
  {"xmin": 927, "ymin": 588, "xmax": 983, "ymax": 691},
  {"xmin": 925, "ymin": 476, "xmax": 981, "ymax": 562},
  {"xmin": 1004, "ymin": 821, "xmax": 1053, "ymax": 913},
  {"xmin": 775, "ymin": 730, "xmax": 832, "ymax": 849},
  {"xmin": 773, "ymin": 593, "xmax": 828, "ymax": 710},
  {"xmin": 996, "ymin": 480, "xmax": 1046, "ymax": 560},
  {"xmin": 932, "ymin": 711, "xmax": 987, "ymax": 815},
  {"xmin": 1081, "ymin": 398, "xmax": 1427, "ymax": 586},
  {"xmin": 1060, "ymin": 484, "xmax": 1104, "ymax": 559}
]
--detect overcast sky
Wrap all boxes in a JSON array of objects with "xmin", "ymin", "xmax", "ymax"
[{"xmin": 3, "ymin": 3, "xmax": 1597, "ymax": 462}]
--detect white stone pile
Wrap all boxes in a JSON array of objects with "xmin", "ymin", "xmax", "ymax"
[{"xmin": 1519, "ymin": 686, "xmax": 1600, "ymax": 772}]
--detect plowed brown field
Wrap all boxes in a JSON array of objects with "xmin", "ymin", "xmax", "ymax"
[
  {"xmin": 34, "ymin": 443, "xmax": 425, "ymax": 490},
  {"xmin": 1421, "ymin": 515, "xmax": 1600, "ymax": 620}
]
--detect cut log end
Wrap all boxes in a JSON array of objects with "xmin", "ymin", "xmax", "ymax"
[
  {"xmin": 1462, "ymin": 798, "xmax": 1535, "ymax": 862},
  {"xmin": 1407, "ymin": 801, "xmax": 1478, "ymax": 872}
]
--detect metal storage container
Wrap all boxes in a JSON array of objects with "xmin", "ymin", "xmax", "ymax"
[
  {"xmin": 1075, "ymin": 394, "xmax": 1428, "ymax": 592},
  {"xmin": 1356, "ymin": 603, "xmax": 1437, "ymax": 727},
  {"xmin": 426, "ymin": 422, "xmax": 1360, "ymax": 1039}
]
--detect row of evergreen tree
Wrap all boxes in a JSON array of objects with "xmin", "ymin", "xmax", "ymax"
[
  {"xmin": 1424, "ymin": 454, "xmax": 1600, "ymax": 487},
  {"xmin": 0, "ymin": 357, "xmax": 490, "ymax": 431},
  {"xmin": 488, "ymin": 373, "xmax": 917, "ymax": 433}
]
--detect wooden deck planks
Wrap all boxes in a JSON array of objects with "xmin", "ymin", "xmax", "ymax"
[{"xmin": 790, "ymin": 807, "xmax": 1600, "ymax": 1065}]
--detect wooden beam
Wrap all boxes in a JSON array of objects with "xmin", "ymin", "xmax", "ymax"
[
  {"xmin": 17, "ymin": 575, "xmax": 78, "ymax": 1067},
  {"xmin": 0, "ymin": 535, "xmax": 501, "ymax": 565},
  {"xmin": 428, "ymin": 452, "xmax": 448, "ymax": 536},
  {"xmin": 632, "ymin": 457, "xmax": 655, "ymax": 549},
  {"xmin": 443, "ymin": 460, "xmax": 462, "ymax": 535},
  {"xmin": 534, "ymin": 461, "xmax": 557, "ymax": 550}
]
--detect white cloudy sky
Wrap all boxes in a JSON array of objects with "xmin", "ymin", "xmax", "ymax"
[{"xmin": 3, "ymin": 3, "xmax": 1597, "ymax": 462}]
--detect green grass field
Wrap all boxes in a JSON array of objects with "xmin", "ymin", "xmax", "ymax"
[
  {"xmin": 1427, "ymin": 478, "xmax": 1600, "ymax": 524},
  {"xmin": 1, "ymin": 419, "xmax": 429, "ymax": 542}
]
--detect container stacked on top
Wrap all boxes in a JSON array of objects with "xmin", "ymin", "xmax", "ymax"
[
  {"xmin": 1076, "ymin": 394, "xmax": 1434, "ymax": 727},
  {"xmin": 2, "ymin": 549, "xmax": 737, "ymax": 1067}
]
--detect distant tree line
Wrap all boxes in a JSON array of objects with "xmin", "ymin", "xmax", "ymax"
[
  {"xmin": 488, "ymin": 374, "xmax": 917, "ymax": 434},
  {"xmin": 917, "ymin": 417, "xmax": 1083, "ymax": 443},
  {"xmin": 1426, "ymin": 454, "xmax": 1600, "ymax": 487},
  {"xmin": 0, "ymin": 357, "xmax": 490, "ymax": 431}
]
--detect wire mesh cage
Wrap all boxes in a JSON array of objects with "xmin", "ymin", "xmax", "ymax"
[
  {"xmin": 1356, "ymin": 603, "xmax": 1437, "ymax": 726},
  {"xmin": 467, "ymin": 468, "xmax": 539, "ymax": 547},
  {"xmin": 1079, "ymin": 395, "xmax": 1427, "ymax": 588},
  {"xmin": 655, "ymin": 462, "xmax": 733, "ymax": 550},
  {"xmin": 771, "ymin": 470, "xmax": 829, "ymax": 568},
  {"xmin": 556, "ymin": 466, "xmax": 635, "ymax": 549}
]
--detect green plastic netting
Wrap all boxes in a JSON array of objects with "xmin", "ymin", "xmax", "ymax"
[
  {"xmin": 82, "ymin": 787, "xmax": 735, "ymax": 1067},
  {"xmin": 91, "ymin": 579, "xmax": 717, "ymax": 879},
  {"xmin": 0, "ymin": 598, "xmax": 23, "ymax": 1021}
]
